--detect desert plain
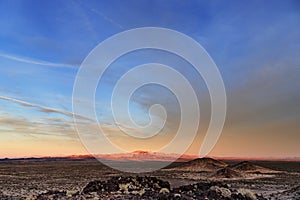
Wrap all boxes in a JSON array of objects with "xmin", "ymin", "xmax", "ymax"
[{"xmin": 0, "ymin": 155, "xmax": 299, "ymax": 199}]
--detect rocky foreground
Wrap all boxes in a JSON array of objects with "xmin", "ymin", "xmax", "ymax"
[{"xmin": 3, "ymin": 176, "xmax": 267, "ymax": 200}]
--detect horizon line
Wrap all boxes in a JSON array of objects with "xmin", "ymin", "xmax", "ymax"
[{"xmin": 1, "ymin": 153, "xmax": 300, "ymax": 162}]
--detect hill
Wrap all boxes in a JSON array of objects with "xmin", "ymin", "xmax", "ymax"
[
  {"xmin": 213, "ymin": 167, "xmax": 243, "ymax": 178},
  {"xmin": 170, "ymin": 157, "xmax": 228, "ymax": 171},
  {"xmin": 229, "ymin": 161, "xmax": 275, "ymax": 173}
]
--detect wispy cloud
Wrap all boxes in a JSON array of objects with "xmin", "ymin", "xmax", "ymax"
[
  {"xmin": 0, "ymin": 95, "xmax": 146, "ymax": 135},
  {"xmin": 0, "ymin": 53, "xmax": 76, "ymax": 69},
  {"xmin": 90, "ymin": 8, "xmax": 124, "ymax": 29},
  {"xmin": 0, "ymin": 116, "xmax": 77, "ymax": 139},
  {"xmin": 0, "ymin": 95, "xmax": 93, "ymax": 122}
]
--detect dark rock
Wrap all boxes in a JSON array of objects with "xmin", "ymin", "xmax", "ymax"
[
  {"xmin": 36, "ymin": 190, "xmax": 67, "ymax": 200},
  {"xmin": 81, "ymin": 180, "xmax": 103, "ymax": 194},
  {"xmin": 81, "ymin": 176, "xmax": 170, "ymax": 197},
  {"xmin": 0, "ymin": 191, "xmax": 14, "ymax": 200},
  {"xmin": 79, "ymin": 176, "xmax": 267, "ymax": 200}
]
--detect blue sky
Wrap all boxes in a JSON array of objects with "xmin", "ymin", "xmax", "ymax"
[{"xmin": 0, "ymin": 0, "xmax": 299, "ymax": 158}]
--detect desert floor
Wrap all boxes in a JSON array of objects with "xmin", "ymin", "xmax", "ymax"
[{"xmin": 0, "ymin": 159, "xmax": 299, "ymax": 199}]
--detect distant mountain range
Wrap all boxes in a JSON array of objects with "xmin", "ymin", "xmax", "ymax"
[
  {"xmin": 68, "ymin": 150, "xmax": 198, "ymax": 162},
  {"xmin": 0, "ymin": 151, "xmax": 290, "ymax": 179}
]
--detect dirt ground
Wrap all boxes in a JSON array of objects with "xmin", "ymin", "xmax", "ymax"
[{"xmin": 0, "ymin": 159, "xmax": 299, "ymax": 199}]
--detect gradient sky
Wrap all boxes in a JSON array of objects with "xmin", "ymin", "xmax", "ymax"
[{"xmin": 0, "ymin": 0, "xmax": 299, "ymax": 158}]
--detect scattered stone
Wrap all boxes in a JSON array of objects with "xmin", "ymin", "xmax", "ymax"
[
  {"xmin": 30, "ymin": 176, "xmax": 267, "ymax": 200},
  {"xmin": 66, "ymin": 190, "xmax": 79, "ymax": 197},
  {"xmin": 237, "ymin": 188, "xmax": 257, "ymax": 200},
  {"xmin": 159, "ymin": 188, "xmax": 170, "ymax": 194},
  {"xmin": 36, "ymin": 190, "xmax": 67, "ymax": 200}
]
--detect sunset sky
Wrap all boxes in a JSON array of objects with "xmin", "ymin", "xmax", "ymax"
[{"xmin": 0, "ymin": 0, "xmax": 299, "ymax": 159}]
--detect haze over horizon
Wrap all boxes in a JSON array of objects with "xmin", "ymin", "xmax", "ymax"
[
  {"xmin": 0, "ymin": 1, "xmax": 299, "ymax": 159},
  {"xmin": 2, "ymin": 150, "xmax": 300, "ymax": 161}
]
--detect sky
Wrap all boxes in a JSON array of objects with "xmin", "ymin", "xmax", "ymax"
[{"xmin": 0, "ymin": 0, "xmax": 299, "ymax": 159}]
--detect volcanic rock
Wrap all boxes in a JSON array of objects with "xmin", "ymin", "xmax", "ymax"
[
  {"xmin": 36, "ymin": 190, "xmax": 67, "ymax": 200},
  {"xmin": 82, "ymin": 176, "xmax": 170, "ymax": 195},
  {"xmin": 32, "ymin": 176, "xmax": 267, "ymax": 200}
]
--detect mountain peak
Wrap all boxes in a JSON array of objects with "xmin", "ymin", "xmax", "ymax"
[{"xmin": 132, "ymin": 150, "xmax": 151, "ymax": 154}]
